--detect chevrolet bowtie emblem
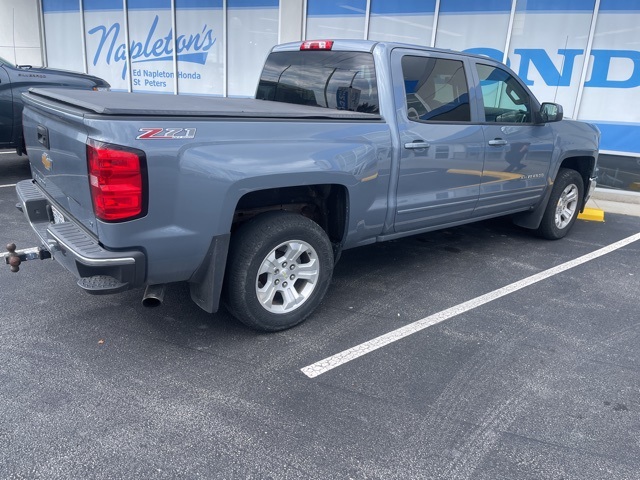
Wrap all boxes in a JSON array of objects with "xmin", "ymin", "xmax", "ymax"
[{"xmin": 41, "ymin": 152, "xmax": 52, "ymax": 171}]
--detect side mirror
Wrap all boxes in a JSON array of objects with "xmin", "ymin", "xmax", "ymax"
[{"xmin": 539, "ymin": 102, "xmax": 563, "ymax": 123}]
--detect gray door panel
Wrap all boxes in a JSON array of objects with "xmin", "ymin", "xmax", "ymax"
[
  {"xmin": 472, "ymin": 61, "xmax": 554, "ymax": 217},
  {"xmin": 396, "ymin": 125, "xmax": 484, "ymax": 231},
  {"xmin": 391, "ymin": 49, "xmax": 484, "ymax": 233},
  {"xmin": 477, "ymin": 124, "xmax": 553, "ymax": 216}
]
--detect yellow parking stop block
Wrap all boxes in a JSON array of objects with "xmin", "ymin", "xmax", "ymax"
[{"xmin": 578, "ymin": 208, "xmax": 605, "ymax": 222}]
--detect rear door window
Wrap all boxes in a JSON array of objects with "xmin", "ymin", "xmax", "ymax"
[{"xmin": 401, "ymin": 56, "xmax": 471, "ymax": 123}]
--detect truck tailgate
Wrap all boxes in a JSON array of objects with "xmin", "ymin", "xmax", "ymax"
[{"xmin": 22, "ymin": 90, "xmax": 97, "ymax": 234}]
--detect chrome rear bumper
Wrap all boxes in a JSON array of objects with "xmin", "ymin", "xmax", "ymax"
[{"xmin": 14, "ymin": 179, "xmax": 145, "ymax": 294}]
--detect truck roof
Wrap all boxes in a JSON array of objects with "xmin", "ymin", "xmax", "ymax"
[{"xmin": 272, "ymin": 39, "xmax": 497, "ymax": 63}]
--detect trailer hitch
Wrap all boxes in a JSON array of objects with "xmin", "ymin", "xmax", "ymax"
[{"xmin": 2, "ymin": 243, "xmax": 51, "ymax": 272}]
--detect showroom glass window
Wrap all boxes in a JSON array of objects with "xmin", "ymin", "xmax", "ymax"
[
  {"xmin": 83, "ymin": 0, "xmax": 129, "ymax": 91},
  {"xmin": 176, "ymin": 0, "xmax": 224, "ymax": 96},
  {"xmin": 228, "ymin": 0, "xmax": 279, "ymax": 97},
  {"xmin": 42, "ymin": 0, "xmax": 84, "ymax": 73},
  {"xmin": 578, "ymin": 0, "xmax": 640, "ymax": 161},
  {"xmin": 127, "ymin": 0, "xmax": 176, "ymax": 93},
  {"xmin": 435, "ymin": 0, "xmax": 512, "ymax": 61},
  {"xmin": 367, "ymin": 0, "xmax": 435, "ymax": 46},
  {"xmin": 507, "ymin": 0, "xmax": 595, "ymax": 116},
  {"xmin": 306, "ymin": 0, "xmax": 366, "ymax": 40}
]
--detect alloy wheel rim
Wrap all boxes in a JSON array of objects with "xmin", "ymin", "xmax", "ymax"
[
  {"xmin": 255, "ymin": 240, "xmax": 320, "ymax": 314},
  {"xmin": 554, "ymin": 183, "xmax": 579, "ymax": 229}
]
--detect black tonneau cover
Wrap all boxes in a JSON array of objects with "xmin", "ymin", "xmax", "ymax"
[{"xmin": 25, "ymin": 88, "xmax": 381, "ymax": 120}]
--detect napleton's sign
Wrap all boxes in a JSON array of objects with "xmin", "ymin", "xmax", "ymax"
[{"xmin": 88, "ymin": 15, "xmax": 216, "ymax": 79}]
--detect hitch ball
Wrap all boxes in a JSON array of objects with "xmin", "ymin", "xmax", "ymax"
[{"xmin": 6, "ymin": 243, "xmax": 21, "ymax": 272}]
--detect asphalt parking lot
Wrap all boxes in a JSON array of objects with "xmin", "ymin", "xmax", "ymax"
[{"xmin": 1, "ymin": 150, "xmax": 639, "ymax": 479}]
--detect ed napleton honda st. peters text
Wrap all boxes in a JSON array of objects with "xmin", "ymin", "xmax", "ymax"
[{"xmin": 4, "ymin": 40, "xmax": 599, "ymax": 332}]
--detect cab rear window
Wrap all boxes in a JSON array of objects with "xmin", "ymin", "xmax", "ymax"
[{"xmin": 257, "ymin": 51, "xmax": 379, "ymax": 114}]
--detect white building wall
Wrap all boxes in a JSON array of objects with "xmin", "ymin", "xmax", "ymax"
[{"xmin": 0, "ymin": 0, "xmax": 43, "ymax": 66}]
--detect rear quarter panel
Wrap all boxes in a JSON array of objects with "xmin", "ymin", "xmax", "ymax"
[{"xmin": 85, "ymin": 117, "xmax": 392, "ymax": 284}]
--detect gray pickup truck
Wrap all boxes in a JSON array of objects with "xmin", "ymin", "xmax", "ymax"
[
  {"xmin": 6, "ymin": 40, "xmax": 599, "ymax": 331},
  {"xmin": 0, "ymin": 56, "xmax": 109, "ymax": 153}
]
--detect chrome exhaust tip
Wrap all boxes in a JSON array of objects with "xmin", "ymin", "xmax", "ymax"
[{"xmin": 142, "ymin": 284, "xmax": 166, "ymax": 308}]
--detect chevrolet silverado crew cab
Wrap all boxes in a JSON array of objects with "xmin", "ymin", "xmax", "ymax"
[
  {"xmin": 5, "ymin": 40, "xmax": 599, "ymax": 331},
  {"xmin": 0, "ymin": 56, "xmax": 109, "ymax": 153}
]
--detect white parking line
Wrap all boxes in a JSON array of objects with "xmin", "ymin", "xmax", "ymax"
[
  {"xmin": 0, "ymin": 184, "xmax": 17, "ymax": 188},
  {"xmin": 0, "ymin": 151, "xmax": 16, "ymax": 154},
  {"xmin": 301, "ymin": 231, "xmax": 640, "ymax": 379}
]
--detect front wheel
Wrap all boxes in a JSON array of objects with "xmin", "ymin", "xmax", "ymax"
[
  {"xmin": 224, "ymin": 211, "xmax": 334, "ymax": 332},
  {"xmin": 536, "ymin": 168, "xmax": 584, "ymax": 240}
]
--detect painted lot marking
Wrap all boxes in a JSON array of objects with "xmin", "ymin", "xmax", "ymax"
[
  {"xmin": 301, "ymin": 232, "xmax": 640, "ymax": 379},
  {"xmin": 0, "ymin": 184, "xmax": 17, "ymax": 188},
  {"xmin": 0, "ymin": 151, "xmax": 16, "ymax": 155}
]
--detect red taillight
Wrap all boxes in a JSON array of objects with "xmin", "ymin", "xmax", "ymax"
[
  {"xmin": 87, "ymin": 139, "xmax": 146, "ymax": 222},
  {"xmin": 300, "ymin": 40, "xmax": 334, "ymax": 51}
]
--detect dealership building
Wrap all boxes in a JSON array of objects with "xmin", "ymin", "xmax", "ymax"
[{"xmin": 1, "ymin": 0, "xmax": 639, "ymax": 191}]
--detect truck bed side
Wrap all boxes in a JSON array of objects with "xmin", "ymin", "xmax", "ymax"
[{"xmin": 21, "ymin": 89, "xmax": 392, "ymax": 294}]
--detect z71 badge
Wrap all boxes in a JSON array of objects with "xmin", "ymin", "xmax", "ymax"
[{"xmin": 137, "ymin": 128, "xmax": 197, "ymax": 140}]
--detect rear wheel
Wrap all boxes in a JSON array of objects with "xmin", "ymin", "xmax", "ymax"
[
  {"xmin": 536, "ymin": 168, "xmax": 584, "ymax": 240},
  {"xmin": 224, "ymin": 211, "xmax": 334, "ymax": 332}
]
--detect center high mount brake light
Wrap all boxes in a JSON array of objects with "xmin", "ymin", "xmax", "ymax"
[{"xmin": 300, "ymin": 40, "xmax": 334, "ymax": 51}]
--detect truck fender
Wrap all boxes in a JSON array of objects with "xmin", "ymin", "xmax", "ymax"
[
  {"xmin": 512, "ymin": 149, "xmax": 596, "ymax": 230},
  {"xmin": 511, "ymin": 180, "xmax": 553, "ymax": 230}
]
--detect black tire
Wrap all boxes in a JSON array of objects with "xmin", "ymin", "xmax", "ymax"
[
  {"xmin": 223, "ymin": 211, "xmax": 334, "ymax": 332},
  {"xmin": 536, "ymin": 168, "xmax": 584, "ymax": 240}
]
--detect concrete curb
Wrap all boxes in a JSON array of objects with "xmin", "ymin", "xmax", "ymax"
[
  {"xmin": 591, "ymin": 188, "xmax": 640, "ymax": 205},
  {"xmin": 578, "ymin": 208, "xmax": 605, "ymax": 222}
]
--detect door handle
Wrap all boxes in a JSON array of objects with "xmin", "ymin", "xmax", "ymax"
[
  {"xmin": 404, "ymin": 140, "xmax": 430, "ymax": 149},
  {"xmin": 37, "ymin": 124, "xmax": 50, "ymax": 149},
  {"xmin": 488, "ymin": 138, "xmax": 508, "ymax": 146}
]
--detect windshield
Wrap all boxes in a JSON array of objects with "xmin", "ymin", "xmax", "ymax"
[
  {"xmin": 257, "ymin": 51, "xmax": 379, "ymax": 114},
  {"xmin": 0, "ymin": 56, "xmax": 15, "ymax": 67}
]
